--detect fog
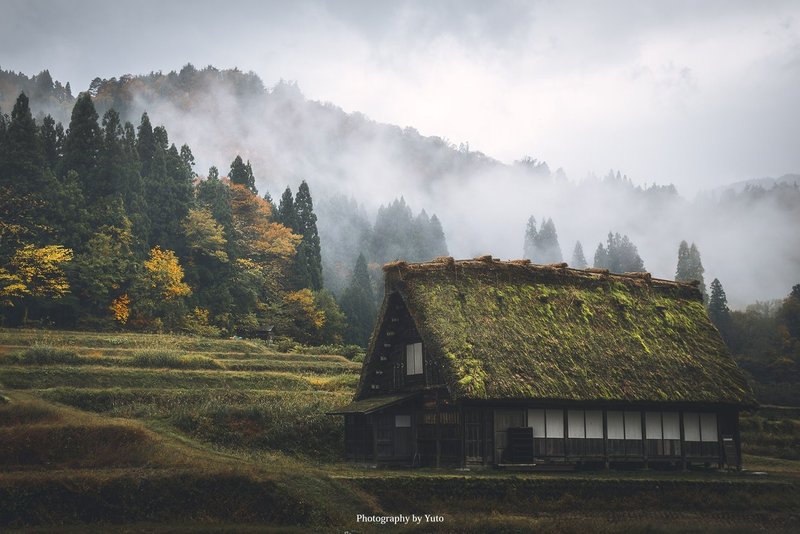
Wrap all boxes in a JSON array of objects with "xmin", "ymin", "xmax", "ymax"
[{"xmin": 2, "ymin": 0, "xmax": 799, "ymax": 307}]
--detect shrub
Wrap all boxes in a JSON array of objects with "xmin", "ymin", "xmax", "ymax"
[
  {"xmin": 13, "ymin": 346, "xmax": 80, "ymax": 365},
  {"xmin": 129, "ymin": 350, "xmax": 222, "ymax": 370}
]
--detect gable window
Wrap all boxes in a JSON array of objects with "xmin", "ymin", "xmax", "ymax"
[{"xmin": 406, "ymin": 342, "xmax": 423, "ymax": 375}]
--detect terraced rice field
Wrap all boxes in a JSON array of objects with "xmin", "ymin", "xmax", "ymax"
[{"xmin": 0, "ymin": 328, "xmax": 798, "ymax": 532}]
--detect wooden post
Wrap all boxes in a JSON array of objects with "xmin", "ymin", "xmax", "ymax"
[
  {"xmin": 602, "ymin": 409, "xmax": 609, "ymax": 469},
  {"xmin": 563, "ymin": 410, "xmax": 569, "ymax": 461},
  {"xmin": 734, "ymin": 411, "xmax": 742, "ymax": 471},
  {"xmin": 679, "ymin": 411, "xmax": 687, "ymax": 470},
  {"xmin": 641, "ymin": 411, "xmax": 648, "ymax": 469},
  {"xmin": 435, "ymin": 390, "xmax": 441, "ymax": 468},
  {"xmin": 371, "ymin": 415, "xmax": 378, "ymax": 466},
  {"xmin": 717, "ymin": 411, "xmax": 723, "ymax": 469},
  {"xmin": 460, "ymin": 402, "xmax": 466, "ymax": 468}
]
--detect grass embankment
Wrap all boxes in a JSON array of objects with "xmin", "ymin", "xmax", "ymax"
[{"xmin": 0, "ymin": 328, "xmax": 799, "ymax": 532}]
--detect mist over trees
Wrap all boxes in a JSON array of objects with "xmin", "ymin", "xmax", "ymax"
[
  {"xmin": 0, "ymin": 91, "xmax": 345, "ymax": 345},
  {"xmin": 675, "ymin": 241, "xmax": 707, "ymax": 299},
  {"xmin": 593, "ymin": 232, "xmax": 645, "ymax": 273},
  {"xmin": 522, "ymin": 216, "xmax": 563, "ymax": 264},
  {"xmin": 3, "ymin": 65, "xmax": 798, "ymax": 306}
]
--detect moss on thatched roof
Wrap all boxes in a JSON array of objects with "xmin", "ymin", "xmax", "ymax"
[{"xmin": 367, "ymin": 256, "xmax": 754, "ymax": 406}]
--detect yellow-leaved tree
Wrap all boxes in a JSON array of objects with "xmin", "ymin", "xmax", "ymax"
[
  {"xmin": 131, "ymin": 246, "xmax": 191, "ymax": 330},
  {"xmin": 0, "ymin": 244, "xmax": 73, "ymax": 323},
  {"xmin": 143, "ymin": 246, "xmax": 191, "ymax": 299}
]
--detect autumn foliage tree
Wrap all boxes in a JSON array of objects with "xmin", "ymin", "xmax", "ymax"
[
  {"xmin": 131, "ymin": 246, "xmax": 191, "ymax": 330},
  {"xmin": 0, "ymin": 244, "xmax": 73, "ymax": 323}
]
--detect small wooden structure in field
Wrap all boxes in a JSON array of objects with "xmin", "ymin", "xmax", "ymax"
[{"xmin": 330, "ymin": 256, "xmax": 755, "ymax": 469}]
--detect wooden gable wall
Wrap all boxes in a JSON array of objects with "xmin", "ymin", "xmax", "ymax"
[{"xmin": 360, "ymin": 291, "xmax": 443, "ymax": 397}]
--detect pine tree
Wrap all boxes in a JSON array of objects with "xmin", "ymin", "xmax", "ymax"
[
  {"xmin": 40, "ymin": 115, "xmax": 62, "ymax": 173},
  {"xmin": 708, "ymin": 278, "xmax": 732, "ymax": 339},
  {"xmin": 276, "ymin": 186, "xmax": 298, "ymax": 230},
  {"xmin": 523, "ymin": 216, "xmax": 537, "ymax": 260},
  {"xmin": 207, "ymin": 165, "xmax": 219, "ymax": 181},
  {"xmin": 675, "ymin": 241, "xmax": 690, "ymax": 279},
  {"xmin": 688, "ymin": 243, "xmax": 707, "ymax": 299},
  {"xmin": 60, "ymin": 92, "xmax": 101, "ymax": 190},
  {"xmin": 136, "ymin": 112, "xmax": 155, "ymax": 177},
  {"xmin": 676, "ymin": 241, "xmax": 707, "ymax": 299},
  {"xmin": 571, "ymin": 241, "xmax": 587, "ymax": 269},
  {"xmin": 229, "ymin": 155, "xmax": 257, "ymax": 194},
  {"xmin": 596, "ymin": 232, "xmax": 645, "ymax": 273},
  {"xmin": 537, "ymin": 218, "xmax": 563, "ymax": 263},
  {"xmin": 370, "ymin": 197, "xmax": 415, "ymax": 264},
  {"xmin": 593, "ymin": 243, "xmax": 608, "ymax": 269},
  {"xmin": 0, "ymin": 93, "xmax": 57, "ymax": 251},
  {"xmin": 1, "ymin": 93, "xmax": 43, "ymax": 192},
  {"xmin": 428, "ymin": 214, "xmax": 448, "ymax": 257},
  {"xmin": 293, "ymin": 180, "xmax": 323, "ymax": 290},
  {"xmin": 339, "ymin": 253, "xmax": 376, "ymax": 347},
  {"xmin": 523, "ymin": 216, "xmax": 562, "ymax": 263}
]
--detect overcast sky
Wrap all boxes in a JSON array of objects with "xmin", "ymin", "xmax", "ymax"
[{"xmin": 2, "ymin": 0, "xmax": 799, "ymax": 194}]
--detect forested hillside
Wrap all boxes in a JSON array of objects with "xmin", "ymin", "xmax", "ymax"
[
  {"xmin": 3, "ymin": 65, "xmax": 796, "ymax": 308},
  {"xmin": 1, "ymin": 65, "xmax": 799, "ymax": 369},
  {"xmin": 0, "ymin": 89, "xmax": 445, "ymax": 346}
]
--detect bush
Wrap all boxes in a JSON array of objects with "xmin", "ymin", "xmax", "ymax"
[
  {"xmin": 13, "ymin": 346, "xmax": 80, "ymax": 365},
  {"xmin": 272, "ymin": 336, "xmax": 299, "ymax": 353},
  {"xmin": 129, "ymin": 350, "xmax": 222, "ymax": 370}
]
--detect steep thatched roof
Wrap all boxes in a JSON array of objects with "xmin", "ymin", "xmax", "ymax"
[{"xmin": 364, "ymin": 256, "xmax": 754, "ymax": 407}]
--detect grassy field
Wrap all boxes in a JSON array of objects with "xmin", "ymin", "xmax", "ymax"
[{"xmin": 0, "ymin": 328, "xmax": 798, "ymax": 533}]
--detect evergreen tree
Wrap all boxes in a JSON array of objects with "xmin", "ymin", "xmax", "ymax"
[
  {"xmin": 778, "ymin": 284, "xmax": 800, "ymax": 340},
  {"xmin": 136, "ymin": 112, "xmax": 155, "ymax": 177},
  {"xmin": 0, "ymin": 93, "xmax": 56, "ymax": 251},
  {"xmin": 593, "ymin": 243, "xmax": 608, "ymax": 269},
  {"xmin": 196, "ymin": 172, "xmax": 234, "ymax": 255},
  {"xmin": 536, "ymin": 218, "xmax": 563, "ymax": 263},
  {"xmin": 207, "ymin": 165, "xmax": 219, "ymax": 181},
  {"xmin": 339, "ymin": 253, "xmax": 376, "ymax": 347},
  {"xmin": 522, "ymin": 216, "xmax": 562, "ymax": 263},
  {"xmin": 60, "ymin": 92, "xmax": 101, "ymax": 190},
  {"xmin": 98, "ymin": 109, "xmax": 126, "ymax": 201},
  {"xmin": 688, "ymin": 243, "xmax": 707, "ymax": 299},
  {"xmin": 595, "ymin": 232, "xmax": 645, "ymax": 273},
  {"xmin": 523, "ymin": 216, "xmax": 537, "ymax": 260},
  {"xmin": 229, "ymin": 155, "xmax": 257, "ymax": 194},
  {"xmin": 676, "ymin": 240, "xmax": 691, "ymax": 279},
  {"xmin": 427, "ymin": 214, "xmax": 448, "ymax": 257},
  {"xmin": 571, "ymin": 241, "xmax": 587, "ymax": 269},
  {"xmin": 276, "ymin": 186, "xmax": 298, "ymax": 230},
  {"xmin": 1, "ymin": 93, "xmax": 43, "ymax": 192},
  {"xmin": 676, "ymin": 241, "xmax": 707, "ymax": 299},
  {"xmin": 293, "ymin": 180, "xmax": 323, "ymax": 290},
  {"xmin": 708, "ymin": 278, "xmax": 732, "ymax": 339},
  {"xmin": 370, "ymin": 197, "xmax": 414, "ymax": 264},
  {"xmin": 40, "ymin": 115, "xmax": 62, "ymax": 173}
]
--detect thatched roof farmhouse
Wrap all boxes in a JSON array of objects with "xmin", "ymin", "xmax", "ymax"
[{"xmin": 332, "ymin": 256, "xmax": 755, "ymax": 469}]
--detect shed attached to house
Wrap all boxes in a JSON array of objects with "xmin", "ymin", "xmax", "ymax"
[{"xmin": 329, "ymin": 256, "xmax": 755, "ymax": 469}]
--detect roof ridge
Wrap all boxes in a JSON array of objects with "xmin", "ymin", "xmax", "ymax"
[{"xmin": 382, "ymin": 256, "xmax": 698, "ymax": 290}]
